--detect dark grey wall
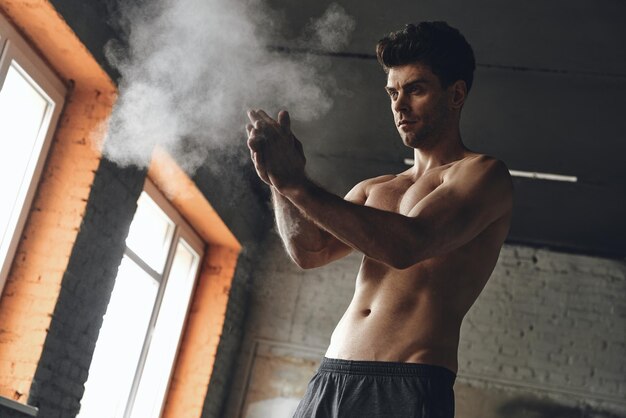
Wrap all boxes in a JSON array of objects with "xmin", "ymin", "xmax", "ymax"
[
  {"xmin": 29, "ymin": 159, "xmax": 145, "ymax": 417},
  {"xmin": 265, "ymin": 0, "xmax": 626, "ymax": 257},
  {"xmin": 48, "ymin": 0, "xmax": 120, "ymax": 80}
]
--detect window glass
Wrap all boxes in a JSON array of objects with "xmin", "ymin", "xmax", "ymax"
[
  {"xmin": 0, "ymin": 14, "xmax": 66, "ymax": 296},
  {"xmin": 0, "ymin": 62, "xmax": 50, "ymax": 259},
  {"xmin": 130, "ymin": 239, "xmax": 200, "ymax": 417},
  {"xmin": 125, "ymin": 191, "xmax": 175, "ymax": 274},
  {"xmin": 78, "ymin": 256, "xmax": 159, "ymax": 418}
]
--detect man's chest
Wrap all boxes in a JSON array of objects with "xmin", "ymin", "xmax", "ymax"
[{"xmin": 364, "ymin": 173, "xmax": 443, "ymax": 215}]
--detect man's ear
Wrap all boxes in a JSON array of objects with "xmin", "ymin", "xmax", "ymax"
[{"xmin": 449, "ymin": 80, "xmax": 468, "ymax": 110}]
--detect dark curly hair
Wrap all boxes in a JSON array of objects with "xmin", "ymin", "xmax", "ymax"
[{"xmin": 376, "ymin": 22, "xmax": 476, "ymax": 93}]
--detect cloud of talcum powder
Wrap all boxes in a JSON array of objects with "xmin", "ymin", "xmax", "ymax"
[{"xmin": 99, "ymin": 0, "xmax": 356, "ymax": 174}]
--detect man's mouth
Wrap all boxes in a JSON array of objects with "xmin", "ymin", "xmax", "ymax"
[{"xmin": 398, "ymin": 120, "xmax": 416, "ymax": 127}]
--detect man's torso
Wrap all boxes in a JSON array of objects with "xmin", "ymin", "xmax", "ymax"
[{"xmin": 325, "ymin": 152, "xmax": 512, "ymax": 374}]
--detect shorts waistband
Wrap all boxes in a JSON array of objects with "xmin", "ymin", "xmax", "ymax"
[{"xmin": 319, "ymin": 357, "xmax": 456, "ymax": 385}]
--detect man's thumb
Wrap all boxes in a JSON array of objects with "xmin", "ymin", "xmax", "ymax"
[{"xmin": 278, "ymin": 110, "xmax": 291, "ymax": 131}]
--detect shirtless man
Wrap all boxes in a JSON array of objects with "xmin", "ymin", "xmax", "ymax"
[{"xmin": 246, "ymin": 21, "xmax": 513, "ymax": 418}]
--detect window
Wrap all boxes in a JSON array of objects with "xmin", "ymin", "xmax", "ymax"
[
  {"xmin": 0, "ymin": 13, "xmax": 66, "ymax": 295},
  {"xmin": 78, "ymin": 179, "xmax": 205, "ymax": 418}
]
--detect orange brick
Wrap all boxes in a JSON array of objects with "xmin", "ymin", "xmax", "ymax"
[
  {"xmin": 162, "ymin": 243, "xmax": 240, "ymax": 418},
  {"xmin": 0, "ymin": 0, "xmax": 113, "ymax": 402}
]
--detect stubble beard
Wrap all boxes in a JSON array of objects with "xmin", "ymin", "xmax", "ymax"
[
  {"xmin": 400, "ymin": 119, "xmax": 435, "ymax": 149},
  {"xmin": 401, "ymin": 101, "xmax": 450, "ymax": 149}
]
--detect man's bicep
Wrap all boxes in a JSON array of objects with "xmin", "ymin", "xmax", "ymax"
[
  {"xmin": 343, "ymin": 179, "xmax": 369, "ymax": 205},
  {"xmin": 343, "ymin": 174, "xmax": 396, "ymax": 205},
  {"xmin": 407, "ymin": 157, "xmax": 513, "ymax": 256}
]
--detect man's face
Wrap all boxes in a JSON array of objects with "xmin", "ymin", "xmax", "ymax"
[{"xmin": 385, "ymin": 63, "xmax": 451, "ymax": 148}]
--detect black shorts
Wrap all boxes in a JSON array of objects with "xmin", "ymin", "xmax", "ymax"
[{"xmin": 292, "ymin": 357, "xmax": 456, "ymax": 418}]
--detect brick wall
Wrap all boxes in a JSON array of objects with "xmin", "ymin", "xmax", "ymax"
[
  {"xmin": 457, "ymin": 245, "xmax": 626, "ymax": 413},
  {"xmin": 23, "ymin": 146, "xmax": 253, "ymax": 418},
  {"xmin": 223, "ymin": 233, "xmax": 626, "ymax": 417},
  {"xmin": 0, "ymin": 0, "xmax": 115, "ymax": 407},
  {"xmin": 0, "ymin": 79, "xmax": 112, "ymax": 409},
  {"xmin": 28, "ymin": 159, "xmax": 146, "ymax": 417},
  {"xmin": 0, "ymin": 83, "xmax": 112, "ymax": 408},
  {"xmin": 0, "ymin": 4, "xmax": 258, "ymax": 417},
  {"xmin": 201, "ymin": 251, "xmax": 261, "ymax": 418}
]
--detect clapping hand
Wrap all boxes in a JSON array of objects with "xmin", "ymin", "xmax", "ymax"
[{"xmin": 246, "ymin": 109, "xmax": 307, "ymax": 193}]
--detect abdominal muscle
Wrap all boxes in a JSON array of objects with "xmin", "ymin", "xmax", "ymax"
[
  {"xmin": 324, "ymin": 221, "xmax": 505, "ymax": 375},
  {"xmin": 325, "ymin": 261, "xmax": 463, "ymax": 375}
]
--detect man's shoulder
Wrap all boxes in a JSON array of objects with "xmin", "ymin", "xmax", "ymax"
[
  {"xmin": 451, "ymin": 153, "xmax": 511, "ymax": 182},
  {"xmin": 453, "ymin": 153, "xmax": 514, "ymax": 209}
]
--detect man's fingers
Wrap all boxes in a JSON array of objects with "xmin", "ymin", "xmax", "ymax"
[
  {"xmin": 246, "ymin": 110, "xmax": 272, "ymax": 187},
  {"xmin": 252, "ymin": 151, "xmax": 272, "ymax": 185},
  {"xmin": 247, "ymin": 108, "xmax": 287, "ymax": 145},
  {"xmin": 247, "ymin": 134, "xmax": 265, "ymax": 153},
  {"xmin": 247, "ymin": 125, "xmax": 264, "ymax": 141},
  {"xmin": 247, "ymin": 109, "xmax": 275, "ymax": 125},
  {"xmin": 256, "ymin": 109, "xmax": 276, "ymax": 125},
  {"xmin": 253, "ymin": 120, "xmax": 264, "ymax": 130},
  {"xmin": 251, "ymin": 148, "xmax": 266, "ymax": 174},
  {"xmin": 247, "ymin": 109, "xmax": 261, "ymax": 124},
  {"xmin": 278, "ymin": 110, "xmax": 291, "ymax": 132}
]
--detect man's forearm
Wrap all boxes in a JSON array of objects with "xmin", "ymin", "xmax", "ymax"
[
  {"xmin": 272, "ymin": 187, "xmax": 337, "ymax": 265},
  {"xmin": 281, "ymin": 178, "xmax": 424, "ymax": 269}
]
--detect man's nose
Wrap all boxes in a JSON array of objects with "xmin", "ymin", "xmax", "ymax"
[{"xmin": 392, "ymin": 92, "xmax": 409, "ymax": 113}]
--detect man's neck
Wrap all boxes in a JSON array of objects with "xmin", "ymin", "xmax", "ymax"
[{"xmin": 411, "ymin": 130, "xmax": 469, "ymax": 177}]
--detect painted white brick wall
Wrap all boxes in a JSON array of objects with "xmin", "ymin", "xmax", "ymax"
[
  {"xmin": 224, "ymin": 233, "xmax": 626, "ymax": 417},
  {"xmin": 459, "ymin": 245, "xmax": 626, "ymax": 406}
]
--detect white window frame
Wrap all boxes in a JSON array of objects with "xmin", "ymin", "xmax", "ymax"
[
  {"xmin": 79, "ymin": 177, "xmax": 205, "ymax": 418},
  {"xmin": 0, "ymin": 13, "xmax": 66, "ymax": 295},
  {"xmin": 124, "ymin": 178, "xmax": 205, "ymax": 417}
]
